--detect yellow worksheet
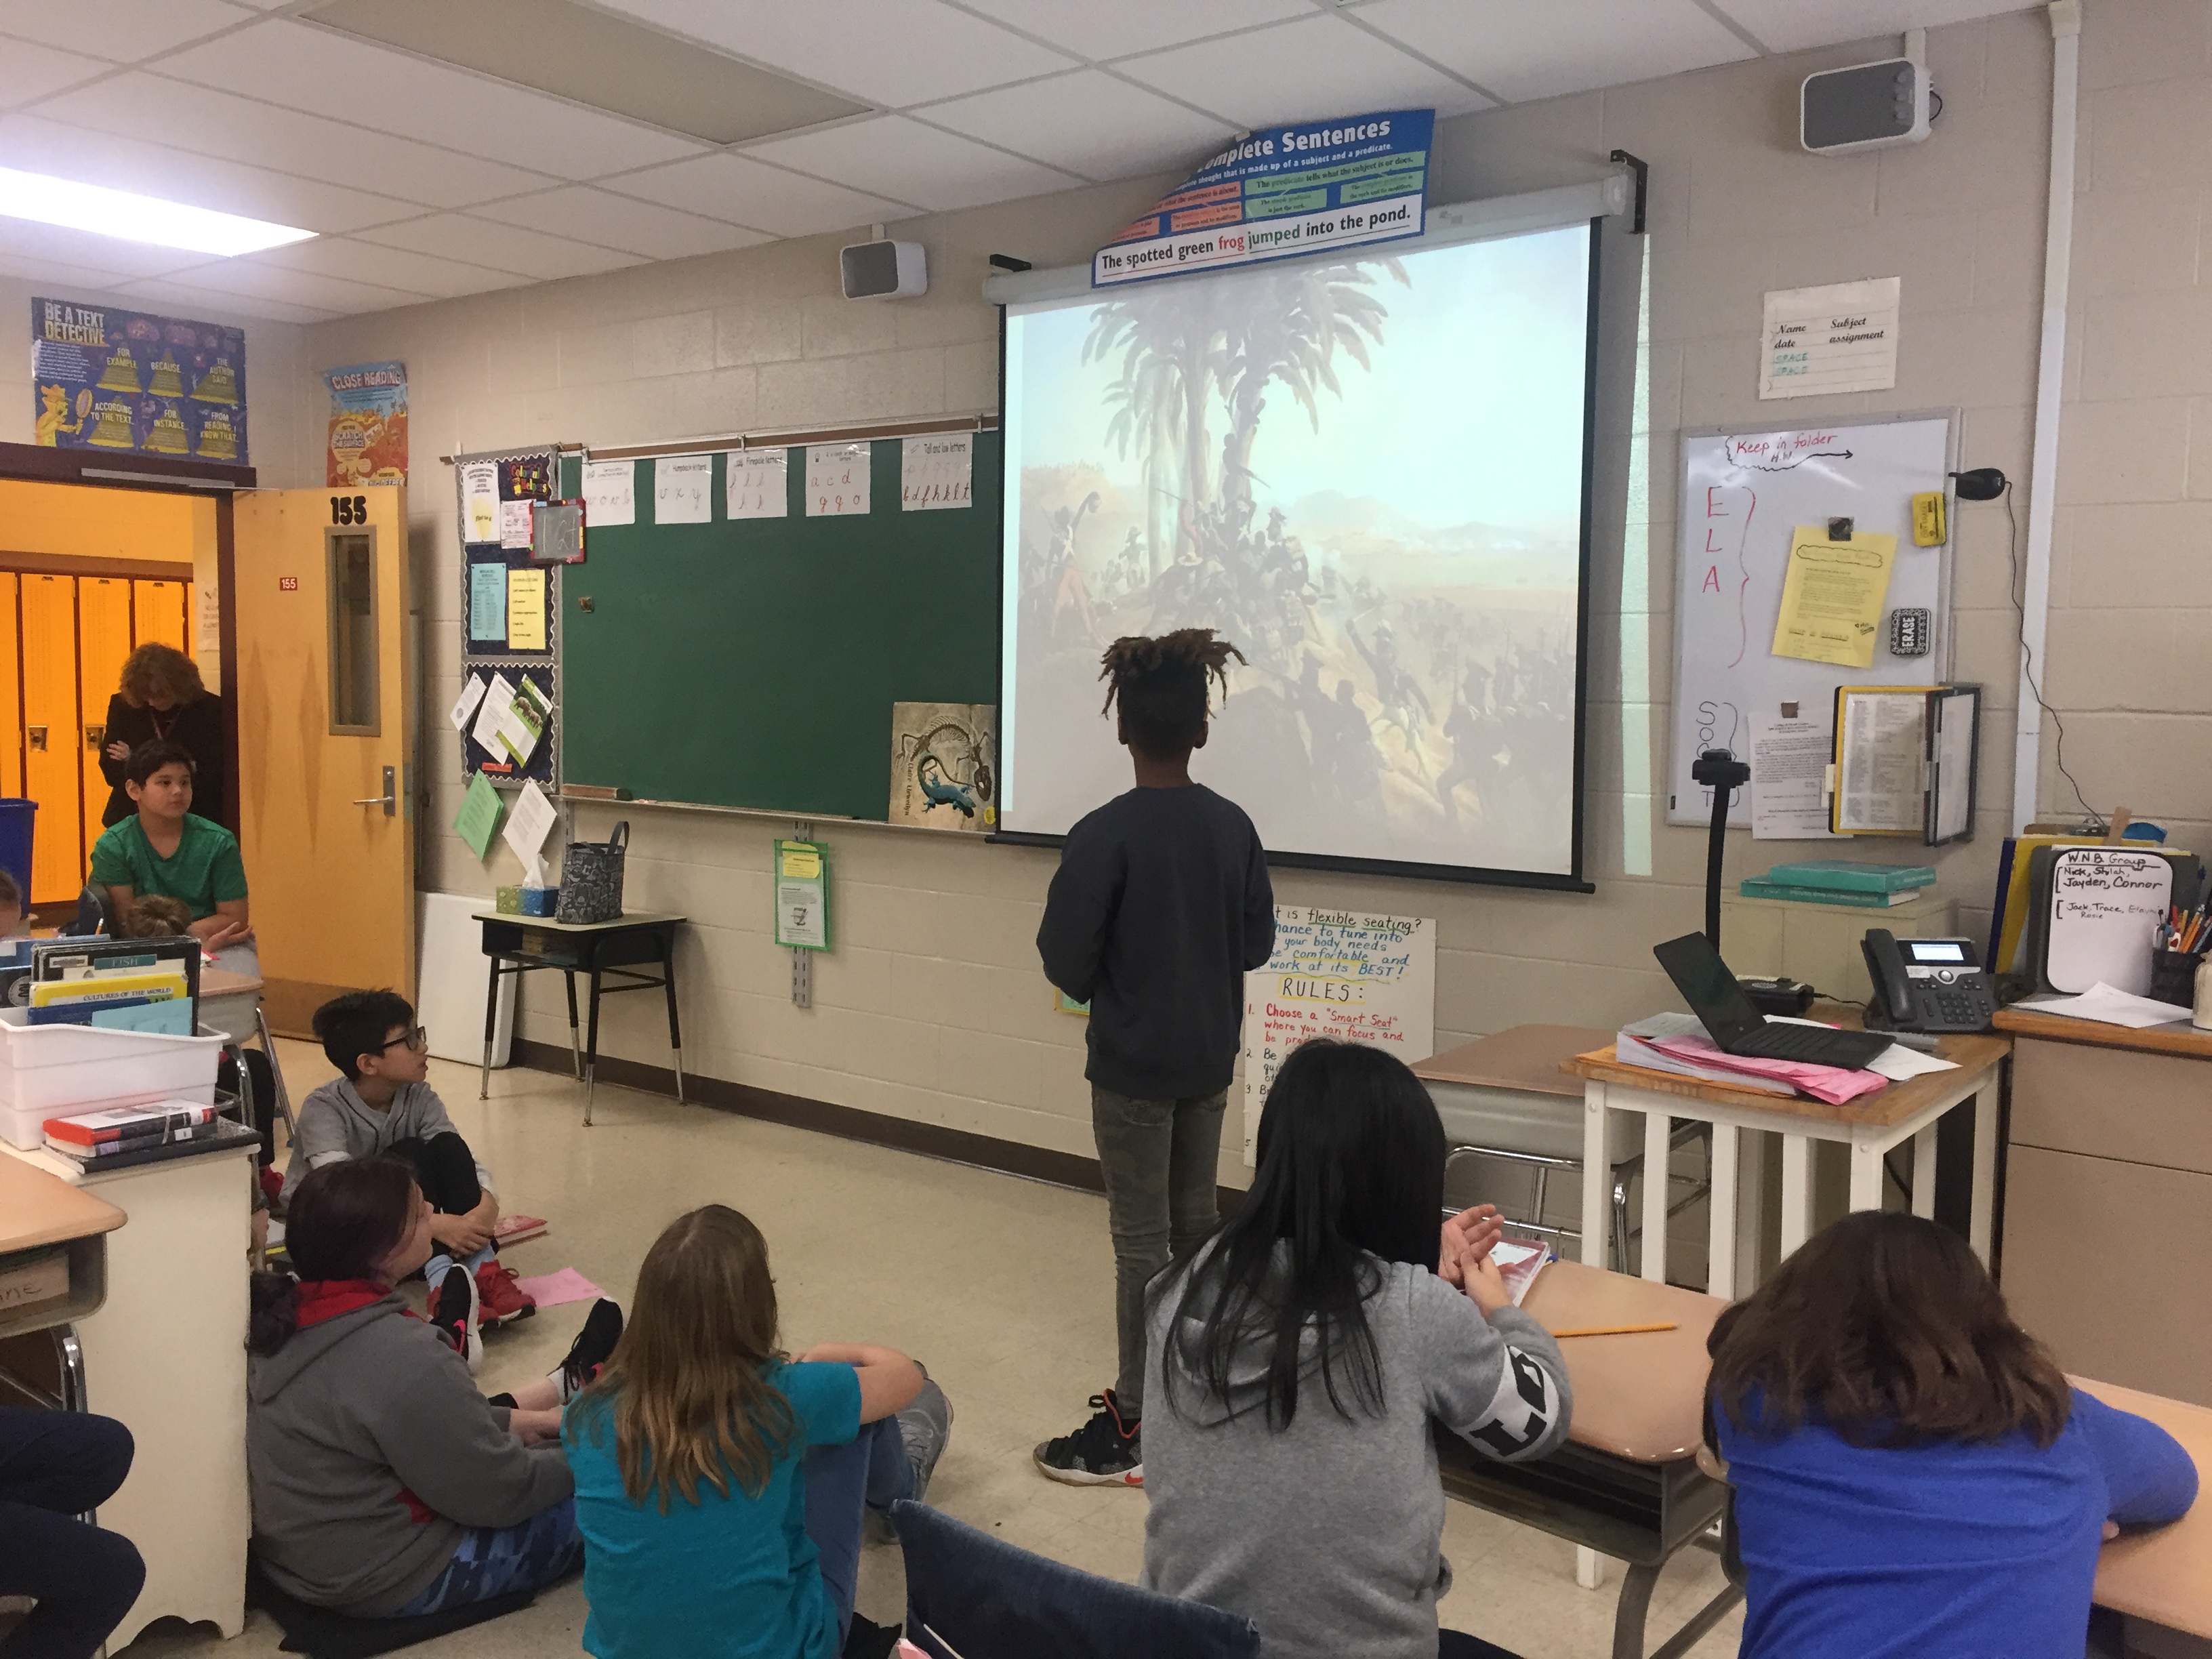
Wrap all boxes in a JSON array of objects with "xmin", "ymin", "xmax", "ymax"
[
  {"xmin": 506, "ymin": 567, "xmax": 546, "ymax": 652},
  {"xmin": 1771, "ymin": 525, "xmax": 1898, "ymax": 668}
]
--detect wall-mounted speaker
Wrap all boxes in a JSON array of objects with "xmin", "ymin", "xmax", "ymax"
[
  {"xmin": 840, "ymin": 239, "xmax": 927, "ymax": 300},
  {"xmin": 1801, "ymin": 58, "xmax": 1931, "ymax": 155}
]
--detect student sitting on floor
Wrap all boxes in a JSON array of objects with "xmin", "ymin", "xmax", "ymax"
[
  {"xmin": 283, "ymin": 989, "xmax": 536, "ymax": 1345},
  {"xmin": 1706, "ymin": 1209, "xmax": 2196, "ymax": 1659},
  {"xmin": 1141, "ymin": 1040, "xmax": 1570, "ymax": 1659},
  {"xmin": 565, "ymin": 1204, "xmax": 954, "ymax": 1659},
  {"xmin": 247, "ymin": 1158, "xmax": 621, "ymax": 1619},
  {"xmin": 0, "ymin": 1405, "xmax": 145, "ymax": 1659},
  {"xmin": 88, "ymin": 739, "xmax": 250, "ymax": 953}
]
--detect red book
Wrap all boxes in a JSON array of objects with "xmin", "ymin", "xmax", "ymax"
[
  {"xmin": 43, "ymin": 1102, "xmax": 218, "ymax": 1147},
  {"xmin": 495, "ymin": 1214, "xmax": 547, "ymax": 1246}
]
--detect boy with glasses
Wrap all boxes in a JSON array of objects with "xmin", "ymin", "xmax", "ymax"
[{"xmin": 282, "ymin": 990, "xmax": 536, "ymax": 1361}]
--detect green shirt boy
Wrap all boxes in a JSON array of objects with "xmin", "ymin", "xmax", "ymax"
[{"xmin": 90, "ymin": 813, "xmax": 247, "ymax": 919}]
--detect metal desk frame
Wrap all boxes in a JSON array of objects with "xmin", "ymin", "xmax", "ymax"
[{"xmin": 474, "ymin": 913, "xmax": 687, "ymax": 1125}]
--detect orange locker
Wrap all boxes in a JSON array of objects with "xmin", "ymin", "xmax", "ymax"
[
  {"xmin": 134, "ymin": 579, "xmax": 187, "ymax": 654},
  {"xmin": 0, "ymin": 575, "xmax": 19, "ymax": 800},
  {"xmin": 20, "ymin": 575, "xmax": 79, "ymax": 903},
  {"xmin": 77, "ymin": 576, "xmax": 133, "ymax": 864}
]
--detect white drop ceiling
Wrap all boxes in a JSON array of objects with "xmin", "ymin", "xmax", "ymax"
[{"xmin": 0, "ymin": 0, "xmax": 2039, "ymax": 325}]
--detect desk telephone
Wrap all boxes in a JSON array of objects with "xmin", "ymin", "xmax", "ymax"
[{"xmin": 1862, "ymin": 929, "xmax": 1996, "ymax": 1033}]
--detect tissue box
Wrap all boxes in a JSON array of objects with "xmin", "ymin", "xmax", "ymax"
[
  {"xmin": 520, "ymin": 886, "xmax": 558, "ymax": 918},
  {"xmin": 495, "ymin": 886, "xmax": 523, "ymax": 915}
]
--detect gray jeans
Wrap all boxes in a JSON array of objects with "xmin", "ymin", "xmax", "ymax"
[{"xmin": 1091, "ymin": 1084, "xmax": 1227, "ymax": 1421}]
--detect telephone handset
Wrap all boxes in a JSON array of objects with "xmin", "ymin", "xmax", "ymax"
[{"xmin": 1862, "ymin": 928, "xmax": 1996, "ymax": 1033}]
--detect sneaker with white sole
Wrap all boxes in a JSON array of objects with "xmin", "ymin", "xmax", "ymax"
[
  {"xmin": 1033, "ymin": 1389, "xmax": 1141, "ymax": 1487},
  {"xmin": 475, "ymin": 1260, "xmax": 537, "ymax": 1328},
  {"xmin": 428, "ymin": 1259, "xmax": 482, "ymax": 1374},
  {"xmin": 552, "ymin": 1299, "xmax": 624, "ymax": 1403}
]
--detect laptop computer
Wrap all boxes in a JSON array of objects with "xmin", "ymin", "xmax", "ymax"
[{"xmin": 1652, "ymin": 933, "xmax": 1892, "ymax": 1071}]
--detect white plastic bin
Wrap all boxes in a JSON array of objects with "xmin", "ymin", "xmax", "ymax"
[{"xmin": 0, "ymin": 1010, "xmax": 225, "ymax": 1149}]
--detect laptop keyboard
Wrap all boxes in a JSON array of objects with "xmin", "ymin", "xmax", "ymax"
[{"xmin": 1740, "ymin": 1024, "xmax": 1885, "ymax": 1067}]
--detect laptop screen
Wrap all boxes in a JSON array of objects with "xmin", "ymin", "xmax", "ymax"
[{"xmin": 1652, "ymin": 933, "xmax": 1766, "ymax": 1048}]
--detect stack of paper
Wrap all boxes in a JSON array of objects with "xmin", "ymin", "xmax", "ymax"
[
  {"xmin": 28, "ymin": 966, "xmax": 192, "ymax": 1033},
  {"xmin": 1616, "ymin": 1013, "xmax": 1795, "ymax": 1096},
  {"xmin": 1490, "ymin": 1240, "xmax": 1552, "ymax": 1308},
  {"xmin": 2016, "ymin": 983, "xmax": 2190, "ymax": 1030},
  {"xmin": 1645, "ymin": 1029, "xmax": 1888, "ymax": 1105}
]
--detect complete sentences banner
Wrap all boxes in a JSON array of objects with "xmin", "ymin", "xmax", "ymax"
[
  {"xmin": 1092, "ymin": 108, "xmax": 1432, "ymax": 288},
  {"xmin": 32, "ymin": 297, "xmax": 247, "ymax": 463}
]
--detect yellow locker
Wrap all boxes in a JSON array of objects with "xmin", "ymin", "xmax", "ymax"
[
  {"xmin": 77, "ymin": 577, "xmax": 133, "ymax": 867},
  {"xmin": 134, "ymin": 579, "xmax": 186, "ymax": 654},
  {"xmin": 0, "ymin": 575, "xmax": 19, "ymax": 800},
  {"xmin": 20, "ymin": 576, "xmax": 79, "ymax": 902}
]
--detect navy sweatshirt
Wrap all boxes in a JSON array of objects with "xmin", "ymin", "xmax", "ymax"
[
  {"xmin": 1036, "ymin": 784, "xmax": 1275, "ymax": 1100},
  {"xmin": 1717, "ymin": 1386, "xmax": 2197, "ymax": 1659}
]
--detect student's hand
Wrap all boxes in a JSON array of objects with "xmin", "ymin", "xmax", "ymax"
[
  {"xmin": 1460, "ymin": 1249, "xmax": 1511, "ymax": 1319},
  {"xmin": 104, "ymin": 739, "xmax": 130, "ymax": 762},
  {"xmin": 250, "ymin": 1207, "xmax": 269, "ymax": 1259},
  {"xmin": 468, "ymin": 1192, "xmax": 500, "ymax": 1233},
  {"xmin": 429, "ymin": 1211, "xmax": 495, "ymax": 1256},
  {"xmin": 1442, "ymin": 1205, "xmax": 1503, "ymax": 1270},
  {"xmin": 510, "ymin": 1408, "xmax": 563, "ymax": 1447},
  {"xmin": 190, "ymin": 916, "xmax": 250, "ymax": 948}
]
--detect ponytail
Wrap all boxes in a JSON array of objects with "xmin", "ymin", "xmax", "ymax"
[{"xmin": 249, "ymin": 1271, "xmax": 301, "ymax": 1357}]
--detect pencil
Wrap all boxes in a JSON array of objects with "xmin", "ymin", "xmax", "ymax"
[{"xmin": 1547, "ymin": 1321, "xmax": 1679, "ymax": 1338}]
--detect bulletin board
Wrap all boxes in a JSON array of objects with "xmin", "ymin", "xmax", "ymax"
[
  {"xmin": 1668, "ymin": 413, "xmax": 1957, "ymax": 825},
  {"xmin": 455, "ymin": 445, "xmax": 561, "ymax": 785}
]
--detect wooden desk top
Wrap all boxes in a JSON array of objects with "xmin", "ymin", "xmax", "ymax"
[
  {"xmin": 2078, "ymin": 1377, "xmax": 2212, "ymax": 1637},
  {"xmin": 1996, "ymin": 1004, "xmax": 2212, "ymax": 1060},
  {"xmin": 1563, "ymin": 1027, "xmax": 2010, "ymax": 1128},
  {"xmin": 0, "ymin": 1150, "xmax": 125, "ymax": 1252},
  {"xmin": 199, "ymin": 966, "xmax": 262, "ymax": 998},
  {"xmin": 470, "ymin": 911, "xmax": 686, "ymax": 934},
  {"xmin": 1520, "ymin": 1260, "xmax": 1725, "ymax": 1464},
  {"xmin": 1415, "ymin": 1027, "xmax": 1614, "ymax": 1097}
]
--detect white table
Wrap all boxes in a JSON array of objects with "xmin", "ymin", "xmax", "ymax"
[{"xmin": 1564, "ymin": 1025, "xmax": 2010, "ymax": 1299}]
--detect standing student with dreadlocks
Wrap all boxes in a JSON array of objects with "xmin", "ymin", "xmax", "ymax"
[{"xmin": 1033, "ymin": 628, "xmax": 1277, "ymax": 1486}]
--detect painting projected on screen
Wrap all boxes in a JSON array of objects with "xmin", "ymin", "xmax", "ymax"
[{"xmin": 1001, "ymin": 224, "xmax": 1594, "ymax": 877}]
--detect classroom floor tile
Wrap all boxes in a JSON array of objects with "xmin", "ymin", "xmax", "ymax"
[{"xmin": 115, "ymin": 1044, "xmax": 1742, "ymax": 1659}]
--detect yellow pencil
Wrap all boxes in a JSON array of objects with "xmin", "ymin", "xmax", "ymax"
[{"xmin": 1547, "ymin": 1321, "xmax": 1679, "ymax": 1338}]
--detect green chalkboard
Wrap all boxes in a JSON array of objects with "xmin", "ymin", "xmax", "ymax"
[{"xmin": 561, "ymin": 434, "xmax": 1000, "ymax": 821}]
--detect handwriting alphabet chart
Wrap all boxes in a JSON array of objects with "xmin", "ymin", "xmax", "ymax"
[
  {"xmin": 901, "ymin": 434, "xmax": 972, "ymax": 511},
  {"xmin": 726, "ymin": 448, "xmax": 790, "ymax": 520},
  {"xmin": 653, "ymin": 454, "xmax": 712, "ymax": 525},
  {"xmin": 806, "ymin": 442, "xmax": 872, "ymax": 516}
]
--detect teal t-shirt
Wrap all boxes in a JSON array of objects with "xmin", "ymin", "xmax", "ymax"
[
  {"xmin": 88, "ymin": 814, "xmax": 247, "ymax": 919},
  {"xmin": 566, "ymin": 1360, "xmax": 861, "ymax": 1659}
]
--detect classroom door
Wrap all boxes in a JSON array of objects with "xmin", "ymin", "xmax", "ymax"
[{"xmin": 232, "ymin": 486, "xmax": 414, "ymax": 1033}]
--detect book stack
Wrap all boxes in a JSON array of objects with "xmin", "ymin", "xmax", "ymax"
[
  {"xmin": 28, "ymin": 963, "xmax": 193, "ymax": 1033},
  {"xmin": 43, "ymin": 1101, "xmax": 230, "ymax": 1169},
  {"xmin": 1739, "ymin": 859, "xmax": 1936, "ymax": 909}
]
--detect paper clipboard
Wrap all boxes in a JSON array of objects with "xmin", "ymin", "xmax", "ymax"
[{"xmin": 1825, "ymin": 682, "xmax": 1982, "ymax": 844}]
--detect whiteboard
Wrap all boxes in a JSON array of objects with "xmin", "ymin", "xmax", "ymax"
[
  {"xmin": 1669, "ymin": 413, "xmax": 1957, "ymax": 826},
  {"xmin": 2045, "ymin": 847, "xmax": 2172, "ymax": 996}
]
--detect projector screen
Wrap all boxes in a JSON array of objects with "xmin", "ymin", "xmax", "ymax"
[{"xmin": 999, "ymin": 220, "xmax": 1598, "ymax": 884}]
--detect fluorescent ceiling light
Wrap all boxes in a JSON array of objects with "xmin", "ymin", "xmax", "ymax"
[{"xmin": 0, "ymin": 166, "xmax": 315, "ymax": 257}]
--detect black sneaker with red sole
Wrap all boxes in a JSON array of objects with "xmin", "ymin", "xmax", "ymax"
[{"xmin": 1033, "ymin": 1388, "xmax": 1141, "ymax": 1487}]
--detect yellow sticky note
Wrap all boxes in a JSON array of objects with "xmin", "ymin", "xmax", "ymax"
[
  {"xmin": 779, "ymin": 845, "xmax": 820, "ymax": 880},
  {"xmin": 506, "ymin": 567, "xmax": 546, "ymax": 651},
  {"xmin": 1771, "ymin": 525, "xmax": 1898, "ymax": 668}
]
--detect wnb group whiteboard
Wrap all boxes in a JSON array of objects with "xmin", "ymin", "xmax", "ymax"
[{"xmin": 1669, "ymin": 413, "xmax": 1957, "ymax": 826}]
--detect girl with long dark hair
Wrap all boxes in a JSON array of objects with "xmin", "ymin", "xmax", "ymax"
[
  {"xmin": 1141, "ymin": 1040, "xmax": 1572, "ymax": 1659},
  {"xmin": 1706, "ymin": 1210, "xmax": 2196, "ymax": 1658}
]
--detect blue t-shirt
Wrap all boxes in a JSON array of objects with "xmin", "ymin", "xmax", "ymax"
[
  {"xmin": 1718, "ymin": 1387, "xmax": 2197, "ymax": 1659},
  {"xmin": 566, "ymin": 1361, "xmax": 862, "ymax": 1659}
]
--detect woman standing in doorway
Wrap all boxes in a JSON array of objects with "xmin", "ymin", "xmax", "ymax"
[{"xmin": 99, "ymin": 642, "xmax": 226, "ymax": 832}]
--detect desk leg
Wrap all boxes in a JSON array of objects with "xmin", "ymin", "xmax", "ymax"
[
  {"xmin": 1848, "ymin": 1138, "xmax": 1885, "ymax": 1212},
  {"xmin": 1707, "ymin": 1124, "xmax": 1738, "ymax": 1301},
  {"xmin": 565, "ymin": 972, "xmax": 582, "ymax": 1080},
  {"xmin": 480, "ymin": 957, "xmax": 499, "ymax": 1101},
  {"xmin": 1910, "ymin": 1124, "xmax": 1940, "ymax": 1219},
  {"xmin": 1970, "ymin": 1082, "xmax": 1999, "ymax": 1266},
  {"xmin": 1610, "ymin": 1561, "xmax": 1662, "ymax": 1659},
  {"xmin": 1581, "ymin": 1085, "xmax": 1610, "ymax": 1268},
  {"xmin": 1779, "ymin": 1135, "xmax": 1815, "ymax": 1255},
  {"xmin": 661, "ymin": 931, "xmax": 684, "ymax": 1105},
  {"xmin": 583, "ymin": 964, "xmax": 602, "ymax": 1129},
  {"xmin": 1640, "ymin": 1110, "xmax": 1671, "ymax": 1285}
]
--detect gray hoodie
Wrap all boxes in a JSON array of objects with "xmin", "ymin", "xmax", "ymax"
[
  {"xmin": 279, "ymin": 1078, "xmax": 494, "ymax": 1206},
  {"xmin": 1141, "ymin": 1248, "xmax": 1572, "ymax": 1659},
  {"xmin": 247, "ymin": 1289, "xmax": 572, "ymax": 1614}
]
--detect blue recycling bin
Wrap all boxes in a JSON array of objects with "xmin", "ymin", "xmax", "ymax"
[{"xmin": 0, "ymin": 798, "xmax": 35, "ymax": 905}]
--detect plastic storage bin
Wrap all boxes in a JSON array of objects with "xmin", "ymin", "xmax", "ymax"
[{"xmin": 0, "ymin": 1008, "xmax": 224, "ymax": 1149}]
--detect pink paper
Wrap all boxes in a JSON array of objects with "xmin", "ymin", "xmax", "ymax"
[
  {"xmin": 511, "ymin": 1267, "xmax": 603, "ymax": 1309},
  {"xmin": 1647, "ymin": 1033, "xmax": 1887, "ymax": 1105}
]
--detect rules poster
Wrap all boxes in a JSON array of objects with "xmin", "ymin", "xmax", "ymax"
[
  {"xmin": 325, "ymin": 361, "xmax": 407, "ymax": 485},
  {"xmin": 33, "ymin": 297, "xmax": 247, "ymax": 463}
]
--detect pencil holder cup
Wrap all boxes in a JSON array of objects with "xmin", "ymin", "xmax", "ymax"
[{"xmin": 2149, "ymin": 947, "xmax": 2200, "ymax": 1008}]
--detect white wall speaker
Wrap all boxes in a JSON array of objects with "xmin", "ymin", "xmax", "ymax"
[
  {"xmin": 840, "ymin": 239, "xmax": 927, "ymax": 300},
  {"xmin": 1801, "ymin": 58, "xmax": 1931, "ymax": 155}
]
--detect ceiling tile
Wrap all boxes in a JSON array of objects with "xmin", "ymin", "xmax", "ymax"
[
  {"xmin": 745, "ymin": 115, "xmax": 1080, "ymax": 211},
  {"xmin": 36, "ymin": 73, "xmax": 556, "ymax": 209},
  {"xmin": 131, "ymin": 258, "xmax": 436, "ymax": 315},
  {"xmin": 244, "ymin": 236, "xmax": 532, "ymax": 300},
  {"xmin": 358, "ymin": 214, "xmax": 650, "ymax": 281},
  {"xmin": 1118, "ymin": 13, "xmax": 1493, "ymax": 129},
  {"xmin": 470, "ymin": 186, "xmax": 774, "ymax": 260},
  {"xmin": 1703, "ymin": 0, "xmax": 2033, "ymax": 54},
  {"xmin": 109, "ymin": 275, "xmax": 342, "ymax": 325},
  {"xmin": 605, "ymin": 154, "xmax": 912, "ymax": 238},
  {"xmin": 595, "ymin": 0, "xmax": 1078, "ymax": 106},
  {"xmin": 0, "ymin": 0, "xmax": 247, "ymax": 61},
  {"xmin": 1359, "ymin": 0, "xmax": 1753, "ymax": 103},
  {"xmin": 922, "ymin": 70, "xmax": 1235, "ymax": 182},
  {"xmin": 0, "ymin": 114, "xmax": 426, "ymax": 234},
  {"xmin": 157, "ymin": 18, "xmax": 708, "ymax": 178},
  {"xmin": 0, "ymin": 216, "xmax": 224, "ymax": 279},
  {"xmin": 0, "ymin": 247, "xmax": 145, "ymax": 291},
  {"xmin": 954, "ymin": 0, "xmax": 1315, "ymax": 62},
  {"xmin": 0, "ymin": 37, "xmax": 110, "ymax": 109}
]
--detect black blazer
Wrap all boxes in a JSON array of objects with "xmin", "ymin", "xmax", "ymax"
[{"xmin": 98, "ymin": 693, "xmax": 229, "ymax": 832}]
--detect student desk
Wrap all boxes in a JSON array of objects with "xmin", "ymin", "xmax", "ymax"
[
  {"xmin": 2078, "ymin": 1377, "xmax": 2212, "ymax": 1643},
  {"xmin": 0, "ymin": 1135, "xmax": 256, "ymax": 1646},
  {"xmin": 199, "ymin": 962, "xmax": 295, "ymax": 1136},
  {"xmin": 473, "ymin": 911, "xmax": 687, "ymax": 1126},
  {"xmin": 1563, "ymin": 1019, "xmax": 2009, "ymax": 1298},
  {"xmin": 1996, "ymin": 1008, "xmax": 2212, "ymax": 1406},
  {"xmin": 1437, "ymin": 1261, "xmax": 1734, "ymax": 1659},
  {"xmin": 0, "ymin": 1151, "xmax": 123, "ymax": 1366}
]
